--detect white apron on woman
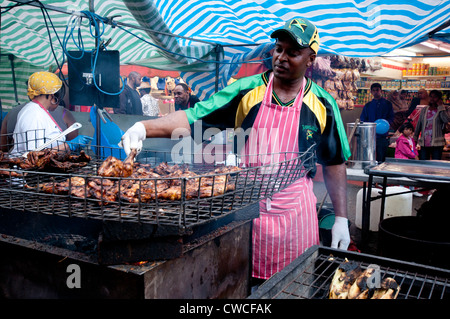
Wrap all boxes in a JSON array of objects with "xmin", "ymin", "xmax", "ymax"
[{"xmin": 244, "ymin": 74, "xmax": 319, "ymax": 280}]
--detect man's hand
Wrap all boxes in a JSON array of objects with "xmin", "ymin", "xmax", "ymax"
[
  {"xmin": 119, "ymin": 122, "xmax": 146, "ymax": 155},
  {"xmin": 331, "ymin": 216, "xmax": 350, "ymax": 250}
]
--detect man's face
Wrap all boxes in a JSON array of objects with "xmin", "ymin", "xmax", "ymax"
[
  {"xmin": 272, "ymin": 35, "xmax": 315, "ymax": 82},
  {"xmin": 130, "ymin": 74, "xmax": 141, "ymax": 89},
  {"xmin": 134, "ymin": 75, "xmax": 142, "ymax": 88},
  {"xmin": 429, "ymin": 93, "xmax": 440, "ymax": 107},
  {"xmin": 400, "ymin": 92, "xmax": 407, "ymax": 100},
  {"xmin": 392, "ymin": 91, "xmax": 399, "ymax": 99},
  {"xmin": 418, "ymin": 90, "xmax": 427, "ymax": 99},
  {"xmin": 371, "ymin": 87, "xmax": 383, "ymax": 99},
  {"xmin": 173, "ymin": 86, "xmax": 189, "ymax": 106}
]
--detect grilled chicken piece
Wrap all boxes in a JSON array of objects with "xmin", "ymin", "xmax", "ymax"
[
  {"xmin": 26, "ymin": 176, "xmax": 86, "ymax": 195},
  {"xmin": 329, "ymin": 260, "xmax": 362, "ymax": 299},
  {"xmin": 158, "ymin": 186, "xmax": 183, "ymax": 200},
  {"xmin": 88, "ymin": 179, "xmax": 119, "ymax": 203},
  {"xmin": 0, "ymin": 163, "xmax": 25, "ymax": 177},
  {"xmin": 0, "ymin": 149, "xmax": 90, "ymax": 172},
  {"xmin": 348, "ymin": 267, "xmax": 377, "ymax": 299},
  {"xmin": 122, "ymin": 148, "xmax": 137, "ymax": 177},
  {"xmin": 68, "ymin": 150, "xmax": 91, "ymax": 162},
  {"xmin": 98, "ymin": 149, "xmax": 137, "ymax": 178},
  {"xmin": 24, "ymin": 161, "xmax": 242, "ymax": 204},
  {"xmin": 98, "ymin": 156, "xmax": 125, "ymax": 177},
  {"xmin": 371, "ymin": 277, "xmax": 400, "ymax": 299}
]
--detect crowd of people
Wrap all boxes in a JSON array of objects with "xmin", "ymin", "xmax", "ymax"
[
  {"xmin": 112, "ymin": 71, "xmax": 200, "ymax": 117},
  {"xmin": 359, "ymin": 83, "xmax": 450, "ymax": 164},
  {"xmin": 0, "ymin": 70, "xmax": 200, "ymax": 153}
]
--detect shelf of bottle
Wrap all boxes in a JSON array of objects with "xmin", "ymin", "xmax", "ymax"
[{"xmin": 402, "ymin": 75, "xmax": 449, "ymax": 79}]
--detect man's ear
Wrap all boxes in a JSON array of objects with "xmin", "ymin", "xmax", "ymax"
[{"xmin": 306, "ymin": 52, "xmax": 316, "ymax": 67}]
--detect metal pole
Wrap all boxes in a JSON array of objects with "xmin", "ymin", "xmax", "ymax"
[
  {"xmin": 88, "ymin": 0, "xmax": 102, "ymax": 153},
  {"xmin": 215, "ymin": 45, "xmax": 220, "ymax": 93},
  {"xmin": 8, "ymin": 54, "xmax": 19, "ymax": 105}
]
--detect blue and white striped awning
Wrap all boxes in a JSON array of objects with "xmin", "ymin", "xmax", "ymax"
[{"xmin": 1, "ymin": 0, "xmax": 450, "ymax": 107}]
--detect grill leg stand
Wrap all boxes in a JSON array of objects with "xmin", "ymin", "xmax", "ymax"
[
  {"xmin": 379, "ymin": 177, "xmax": 388, "ymax": 223},
  {"xmin": 361, "ymin": 175, "xmax": 373, "ymax": 251}
]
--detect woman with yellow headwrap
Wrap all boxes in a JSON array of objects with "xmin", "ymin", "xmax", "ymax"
[{"xmin": 11, "ymin": 71, "xmax": 70, "ymax": 154}]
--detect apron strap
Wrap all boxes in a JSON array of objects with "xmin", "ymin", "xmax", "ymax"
[{"xmin": 33, "ymin": 99, "xmax": 63, "ymax": 132}]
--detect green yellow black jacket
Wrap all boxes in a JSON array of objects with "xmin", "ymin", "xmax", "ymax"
[{"xmin": 184, "ymin": 70, "xmax": 351, "ymax": 176}]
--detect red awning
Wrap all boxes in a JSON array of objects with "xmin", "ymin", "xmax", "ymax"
[
  {"xmin": 119, "ymin": 65, "xmax": 179, "ymax": 78},
  {"xmin": 233, "ymin": 62, "xmax": 268, "ymax": 79}
]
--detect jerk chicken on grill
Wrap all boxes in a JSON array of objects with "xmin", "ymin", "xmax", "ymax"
[
  {"xmin": 0, "ymin": 149, "xmax": 91, "ymax": 176},
  {"xmin": 329, "ymin": 259, "xmax": 400, "ymax": 299},
  {"xmin": 25, "ymin": 153, "xmax": 242, "ymax": 204},
  {"xmin": 97, "ymin": 148, "xmax": 137, "ymax": 177}
]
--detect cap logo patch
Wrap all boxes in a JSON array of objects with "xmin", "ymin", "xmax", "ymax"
[{"xmin": 289, "ymin": 19, "xmax": 308, "ymax": 33}]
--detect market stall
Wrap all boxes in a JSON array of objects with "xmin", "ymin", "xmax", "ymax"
[
  {"xmin": 0, "ymin": 143, "xmax": 315, "ymax": 298},
  {"xmin": 1, "ymin": 0, "xmax": 450, "ymax": 302}
]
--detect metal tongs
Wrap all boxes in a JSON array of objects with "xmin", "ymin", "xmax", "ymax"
[{"xmin": 22, "ymin": 122, "xmax": 82, "ymax": 158}]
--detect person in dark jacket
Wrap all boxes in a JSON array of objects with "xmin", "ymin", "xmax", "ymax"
[
  {"xmin": 114, "ymin": 72, "xmax": 143, "ymax": 115},
  {"xmin": 360, "ymin": 82, "xmax": 394, "ymax": 163}
]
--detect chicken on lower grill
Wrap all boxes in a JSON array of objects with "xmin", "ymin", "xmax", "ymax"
[
  {"xmin": 329, "ymin": 259, "xmax": 400, "ymax": 299},
  {"xmin": 329, "ymin": 259, "xmax": 362, "ymax": 299}
]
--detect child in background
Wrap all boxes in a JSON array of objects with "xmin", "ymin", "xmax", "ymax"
[
  {"xmin": 395, "ymin": 121, "xmax": 422, "ymax": 197},
  {"xmin": 395, "ymin": 121, "xmax": 419, "ymax": 160}
]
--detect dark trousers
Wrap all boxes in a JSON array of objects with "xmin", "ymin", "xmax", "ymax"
[
  {"xmin": 419, "ymin": 146, "xmax": 443, "ymax": 160},
  {"xmin": 376, "ymin": 136, "xmax": 389, "ymax": 163}
]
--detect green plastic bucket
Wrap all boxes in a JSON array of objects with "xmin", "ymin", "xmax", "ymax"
[{"xmin": 317, "ymin": 205, "xmax": 334, "ymax": 246}]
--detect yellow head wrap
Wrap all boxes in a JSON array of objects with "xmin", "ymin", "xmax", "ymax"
[{"xmin": 27, "ymin": 71, "xmax": 62, "ymax": 100}]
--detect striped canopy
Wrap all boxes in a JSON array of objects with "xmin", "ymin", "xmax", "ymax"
[{"xmin": 1, "ymin": 0, "xmax": 450, "ymax": 109}]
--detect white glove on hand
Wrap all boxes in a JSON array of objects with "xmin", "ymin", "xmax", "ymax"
[
  {"xmin": 119, "ymin": 122, "xmax": 146, "ymax": 156},
  {"xmin": 331, "ymin": 216, "xmax": 350, "ymax": 250}
]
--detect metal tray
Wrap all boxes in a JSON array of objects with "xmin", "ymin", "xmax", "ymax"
[
  {"xmin": 364, "ymin": 158, "xmax": 450, "ymax": 183},
  {"xmin": 248, "ymin": 245, "xmax": 450, "ymax": 300}
]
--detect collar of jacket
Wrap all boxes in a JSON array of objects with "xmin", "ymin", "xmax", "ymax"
[{"xmin": 262, "ymin": 71, "xmax": 326, "ymax": 133}]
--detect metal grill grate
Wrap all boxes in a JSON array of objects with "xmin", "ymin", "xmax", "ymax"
[
  {"xmin": 0, "ymin": 145, "xmax": 316, "ymax": 230},
  {"xmin": 249, "ymin": 246, "xmax": 450, "ymax": 300}
]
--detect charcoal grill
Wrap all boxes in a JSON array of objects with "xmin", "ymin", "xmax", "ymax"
[
  {"xmin": 0, "ymin": 143, "xmax": 315, "ymax": 264},
  {"xmin": 249, "ymin": 246, "xmax": 450, "ymax": 300},
  {"xmin": 0, "ymin": 144, "xmax": 315, "ymax": 230}
]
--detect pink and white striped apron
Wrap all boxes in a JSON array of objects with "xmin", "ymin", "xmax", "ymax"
[{"xmin": 244, "ymin": 74, "xmax": 319, "ymax": 279}]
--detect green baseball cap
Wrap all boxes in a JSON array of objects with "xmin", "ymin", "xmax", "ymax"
[{"xmin": 270, "ymin": 17, "xmax": 320, "ymax": 54}]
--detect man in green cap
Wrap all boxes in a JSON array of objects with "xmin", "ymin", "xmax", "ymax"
[{"xmin": 121, "ymin": 17, "xmax": 351, "ymax": 284}]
